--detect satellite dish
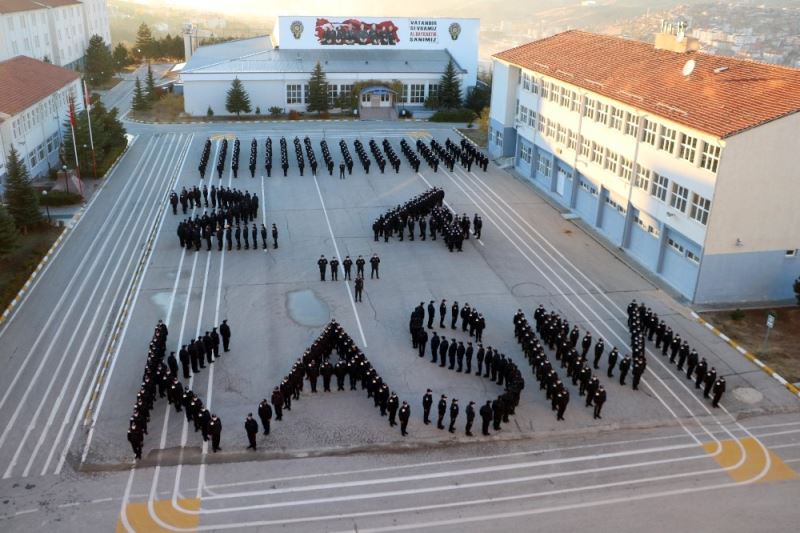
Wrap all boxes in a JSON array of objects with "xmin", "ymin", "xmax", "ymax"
[{"xmin": 682, "ymin": 59, "xmax": 696, "ymax": 77}]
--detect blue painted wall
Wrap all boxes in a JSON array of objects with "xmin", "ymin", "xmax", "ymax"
[
  {"xmin": 515, "ymin": 136, "xmax": 534, "ymax": 178},
  {"xmin": 573, "ymin": 182, "xmax": 597, "ymax": 223},
  {"xmin": 599, "ymin": 202, "xmax": 625, "ymax": 245},
  {"xmin": 659, "ymin": 227, "xmax": 700, "ymax": 299},
  {"xmin": 626, "ymin": 223, "xmax": 660, "ymax": 272},
  {"xmin": 695, "ymin": 250, "xmax": 800, "ymax": 304}
]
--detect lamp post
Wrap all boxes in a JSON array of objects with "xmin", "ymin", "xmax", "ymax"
[
  {"xmin": 41, "ymin": 190, "xmax": 51, "ymax": 223},
  {"xmin": 62, "ymin": 164, "xmax": 69, "ymax": 194}
]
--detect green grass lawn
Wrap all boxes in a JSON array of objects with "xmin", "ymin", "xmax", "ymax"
[{"xmin": 0, "ymin": 225, "xmax": 62, "ymax": 312}]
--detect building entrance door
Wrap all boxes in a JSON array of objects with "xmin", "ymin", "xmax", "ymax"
[{"xmin": 556, "ymin": 169, "xmax": 567, "ymax": 196}]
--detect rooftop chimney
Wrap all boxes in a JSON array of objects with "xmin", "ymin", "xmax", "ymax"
[{"xmin": 655, "ymin": 20, "xmax": 700, "ymax": 54}]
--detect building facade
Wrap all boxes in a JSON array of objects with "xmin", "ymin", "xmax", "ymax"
[
  {"xmin": 0, "ymin": 0, "xmax": 111, "ymax": 69},
  {"xmin": 0, "ymin": 55, "xmax": 83, "ymax": 191},
  {"xmin": 490, "ymin": 30, "xmax": 800, "ymax": 305},
  {"xmin": 181, "ymin": 16, "xmax": 479, "ymax": 116}
]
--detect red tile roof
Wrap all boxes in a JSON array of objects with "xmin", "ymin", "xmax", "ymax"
[
  {"xmin": 0, "ymin": 0, "xmax": 80, "ymax": 14},
  {"xmin": 493, "ymin": 30, "xmax": 800, "ymax": 138},
  {"xmin": 0, "ymin": 56, "xmax": 79, "ymax": 116}
]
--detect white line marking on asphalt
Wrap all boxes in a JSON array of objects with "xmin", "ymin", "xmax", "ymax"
[
  {"xmin": 76, "ymin": 133, "xmax": 195, "ymax": 470},
  {"xmin": 14, "ymin": 509, "xmax": 38, "ymax": 516},
  {"xmin": 313, "ymin": 174, "xmax": 368, "ymax": 347},
  {"xmin": 119, "ymin": 465, "xmax": 137, "ymax": 533},
  {"xmin": 57, "ymin": 502, "xmax": 80, "ymax": 508},
  {"xmin": 90, "ymin": 497, "xmax": 114, "ymax": 504},
  {"xmin": 0, "ymin": 135, "xmax": 178, "ymax": 476}
]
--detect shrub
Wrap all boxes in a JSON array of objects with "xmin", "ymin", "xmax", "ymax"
[
  {"xmin": 429, "ymin": 108, "xmax": 478, "ymax": 123},
  {"xmin": 255, "ymin": 106, "xmax": 261, "ymax": 115},
  {"xmin": 40, "ymin": 190, "xmax": 83, "ymax": 206},
  {"xmin": 206, "ymin": 106, "xmax": 214, "ymax": 117},
  {"xmin": 268, "ymin": 106, "xmax": 283, "ymax": 117},
  {"xmin": 287, "ymin": 109, "xmax": 302, "ymax": 120},
  {"xmin": 730, "ymin": 308, "xmax": 745, "ymax": 321},
  {"xmin": 399, "ymin": 108, "xmax": 413, "ymax": 119}
]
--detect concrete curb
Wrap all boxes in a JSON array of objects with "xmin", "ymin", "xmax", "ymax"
[
  {"xmin": 0, "ymin": 135, "xmax": 136, "ymax": 328},
  {"xmin": 690, "ymin": 311, "xmax": 800, "ymax": 400}
]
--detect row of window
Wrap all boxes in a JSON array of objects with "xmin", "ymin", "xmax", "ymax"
[
  {"xmin": 26, "ymin": 132, "xmax": 60, "ymax": 170},
  {"xmin": 12, "ymin": 86, "xmax": 76, "ymax": 141},
  {"xmin": 286, "ymin": 83, "xmax": 439, "ymax": 106},
  {"xmin": 518, "ymin": 72, "xmax": 723, "ymax": 173},
  {"xmin": 522, "ymin": 109, "xmax": 713, "ymax": 226}
]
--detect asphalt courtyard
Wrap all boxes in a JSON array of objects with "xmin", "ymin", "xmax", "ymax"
[{"xmin": 0, "ymin": 120, "xmax": 797, "ymax": 532}]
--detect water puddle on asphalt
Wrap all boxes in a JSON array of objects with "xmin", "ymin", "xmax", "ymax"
[{"xmin": 287, "ymin": 289, "xmax": 330, "ymax": 326}]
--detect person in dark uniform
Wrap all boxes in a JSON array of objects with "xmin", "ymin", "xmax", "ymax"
[
  {"xmin": 480, "ymin": 401, "xmax": 492, "ymax": 435},
  {"xmin": 261, "ymin": 224, "xmax": 268, "ymax": 249},
  {"xmin": 356, "ymin": 255, "xmax": 365, "ymax": 277},
  {"xmin": 339, "ymin": 162, "xmax": 346, "ymax": 179},
  {"xmin": 436, "ymin": 395, "xmax": 447, "ymax": 430},
  {"xmin": 556, "ymin": 389, "xmax": 569, "ymax": 421},
  {"xmin": 607, "ymin": 348, "xmax": 618, "ymax": 378},
  {"xmin": 220, "ymin": 320, "xmax": 231, "ymax": 352},
  {"xmin": 465, "ymin": 401, "xmax": 475, "ymax": 436},
  {"xmin": 593, "ymin": 387, "xmax": 606, "ymax": 419},
  {"xmin": 370, "ymin": 254, "xmax": 380, "ymax": 279},
  {"xmin": 354, "ymin": 275, "xmax": 364, "ymax": 302},
  {"xmin": 618, "ymin": 355, "xmax": 631, "ymax": 386},
  {"xmin": 399, "ymin": 401, "xmax": 410, "ymax": 436},
  {"xmin": 179, "ymin": 345, "xmax": 191, "ymax": 378},
  {"xmin": 245, "ymin": 413, "xmax": 258, "ymax": 450},
  {"xmin": 271, "ymin": 387, "xmax": 283, "ymax": 421},
  {"xmin": 258, "ymin": 399, "xmax": 272, "ymax": 435},
  {"xmin": 387, "ymin": 392, "xmax": 399, "ymax": 426},
  {"xmin": 128, "ymin": 423, "xmax": 143, "ymax": 459},
  {"xmin": 704, "ymin": 367, "xmax": 717, "ymax": 398},
  {"xmin": 318, "ymin": 255, "xmax": 328, "ymax": 281},
  {"xmin": 343, "ymin": 256, "xmax": 353, "ymax": 280},
  {"xmin": 330, "ymin": 256, "xmax": 339, "ymax": 281},
  {"xmin": 593, "ymin": 339, "xmax": 605, "ymax": 369},
  {"xmin": 451, "ymin": 301, "xmax": 459, "ymax": 329},
  {"xmin": 422, "ymin": 389, "xmax": 433, "ymax": 424},
  {"xmin": 272, "ymin": 224, "xmax": 279, "ymax": 248},
  {"xmin": 448, "ymin": 399, "xmax": 459, "ymax": 433},
  {"xmin": 427, "ymin": 300, "xmax": 435, "ymax": 329},
  {"xmin": 417, "ymin": 328, "xmax": 428, "ymax": 358},
  {"xmin": 439, "ymin": 299, "xmax": 447, "ymax": 328},
  {"xmin": 711, "ymin": 377, "xmax": 726, "ymax": 407},
  {"xmin": 209, "ymin": 414, "xmax": 222, "ymax": 452}
]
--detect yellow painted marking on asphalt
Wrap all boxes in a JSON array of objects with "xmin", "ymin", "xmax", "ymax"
[
  {"xmin": 117, "ymin": 498, "xmax": 200, "ymax": 532},
  {"xmin": 703, "ymin": 437, "xmax": 798, "ymax": 483}
]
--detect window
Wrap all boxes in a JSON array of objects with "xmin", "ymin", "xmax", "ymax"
[
  {"xmin": 559, "ymin": 86, "xmax": 570, "ymax": 107},
  {"xmin": 538, "ymin": 116, "xmax": 547, "ymax": 134},
  {"xmin": 546, "ymin": 119, "xmax": 556, "ymax": 138},
  {"xmin": 528, "ymin": 110, "xmax": 537, "ymax": 128},
  {"xmin": 340, "ymin": 84, "xmax": 353, "ymax": 99},
  {"xmin": 495, "ymin": 130, "xmax": 503, "ymax": 147},
  {"xmin": 522, "ymin": 72, "xmax": 531, "ymax": 91},
  {"xmin": 401, "ymin": 84, "xmax": 408, "ymax": 103},
  {"xmin": 679, "ymin": 133, "xmax": 698, "ymax": 162},
  {"xmin": 570, "ymin": 91, "xmax": 580, "ymax": 112},
  {"xmin": 37, "ymin": 143, "xmax": 45, "ymax": 161},
  {"xmin": 286, "ymin": 84, "xmax": 302, "ymax": 104},
  {"xmin": 659, "ymin": 126, "xmax": 677, "ymax": 153},
  {"xmin": 519, "ymin": 144, "xmax": 532, "ymax": 164},
  {"xmin": 785, "ymin": 249, "xmax": 797, "ymax": 257},
  {"xmin": 625, "ymin": 113, "xmax": 639, "ymax": 137},
  {"xmin": 700, "ymin": 142, "xmax": 721, "ymax": 173},
  {"xmin": 686, "ymin": 250, "xmax": 700, "ymax": 264},
  {"xmin": 634, "ymin": 213, "xmax": 660, "ymax": 238},
  {"xmin": 605, "ymin": 194, "xmax": 626, "ymax": 215},
  {"xmin": 409, "ymin": 84, "xmax": 425, "ymax": 104},
  {"xmin": 556, "ymin": 125, "xmax": 567, "ymax": 145},
  {"xmin": 651, "ymin": 172, "xmax": 669, "ymax": 202},
  {"xmin": 540, "ymin": 81, "xmax": 549, "ymax": 100},
  {"xmin": 689, "ymin": 193, "xmax": 711, "ymax": 225},
  {"xmin": 609, "ymin": 107, "xmax": 625, "ymax": 130},
  {"xmin": 303, "ymin": 84, "xmax": 310, "ymax": 103},
  {"xmin": 519, "ymin": 105, "xmax": 528, "ymax": 125},
  {"xmin": 29, "ymin": 151, "xmax": 37, "ymax": 168},
  {"xmin": 567, "ymin": 130, "xmax": 578, "ymax": 151},
  {"xmin": 583, "ymin": 97, "xmax": 595, "ymax": 120},
  {"xmin": 47, "ymin": 137, "xmax": 54, "ymax": 153},
  {"xmin": 580, "ymin": 179, "xmax": 598, "ymax": 196},
  {"xmin": 580, "ymin": 137, "xmax": 591, "ymax": 158},
  {"xmin": 537, "ymin": 155, "xmax": 551, "ymax": 176},
  {"xmin": 642, "ymin": 119, "xmax": 658, "ymax": 145},
  {"xmin": 604, "ymin": 150, "xmax": 619, "ymax": 174},
  {"xmin": 327, "ymin": 84, "xmax": 338, "ymax": 106},
  {"xmin": 427, "ymin": 83, "xmax": 440, "ymax": 99},
  {"xmin": 591, "ymin": 142, "xmax": 604, "ymax": 164},
  {"xmin": 531, "ymin": 79, "xmax": 539, "ymax": 95},
  {"xmin": 595, "ymin": 102, "xmax": 608, "ymax": 125},
  {"xmin": 548, "ymin": 83, "xmax": 559, "ymax": 102},
  {"xmin": 669, "ymin": 183, "xmax": 689, "ymax": 212},
  {"xmin": 667, "ymin": 238, "xmax": 685, "ymax": 255},
  {"xmin": 619, "ymin": 156, "xmax": 633, "ymax": 182}
]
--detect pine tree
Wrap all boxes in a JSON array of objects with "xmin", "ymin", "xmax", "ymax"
[
  {"xmin": 306, "ymin": 61, "xmax": 329, "ymax": 114},
  {"xmin": 134, "ymin": 23, "xmax": 155, "ymax": 60},
  {"xmin": 439, "ymin": 59, "xmax": 463, "ymax": 109},
  {"xmin": 131, "ymin": 76, "xmax": 150, "ymax": 114},
  {"xmin": 225, "ymin": 77, "xmax": 251, "ymax": 116},
  {"xmin": 0, "ymin": 203, "xmax": 19, "ymax": 256},
  {"xmin": 4, "ymin": 146, "xmax": 42, "ymax": 234},
  {"xmin": 84, "ymin": 34, "xmax": 114, "ymax": 87},
  {"xmin": 145, "ymin": 63, "xmax": 158, "ymax": 102},
  {"xmin": 113, "ymin": 42, "xmax": 129, "ymax": 71}
]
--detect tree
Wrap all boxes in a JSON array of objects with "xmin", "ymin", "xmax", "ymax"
[
  {"xmin": 134, "ymin": 23, "xmax": 155, "ymax": 60},
  {"xmin": 438, "ymin": 59, "xmax": 463, "ymax": 109},
  {"xmin": 0, "ymin": 203, "xmax": 19, "ymax": 256},
  {"xmin": 4, "ymin": 146, "xmax": 42, "ymax": 234},
  {"xmin": 465, "ymin": 80, "xmax": 491, "ymax": 114},
  {"xmin": 306, "ymin": 61, "xmax": 329, "ymax": 114},
  {"xmin": 131, "ymin": 76, "xmax": 150, "ymax": 114},
  {"xmin": 145, "ymin": 63, "xmax": 158, "ymax": 102},
  {"xmin": 113, "ymin": 43, "xmax": 130, "ymax": 71},
  {"xmin": 794, "ymin": 277, "xmax": 800, "ymax": 305},
  {"xmin": 84, "ymin": 34, "xmax": 114, "ymax": 87},
  {"xmin": 225, "ymin": 77, "xmax": 251, "ymax": 116},
  {"xmin": 63, "ymin": 95, "xmax": 127, "ymax": 177}
]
